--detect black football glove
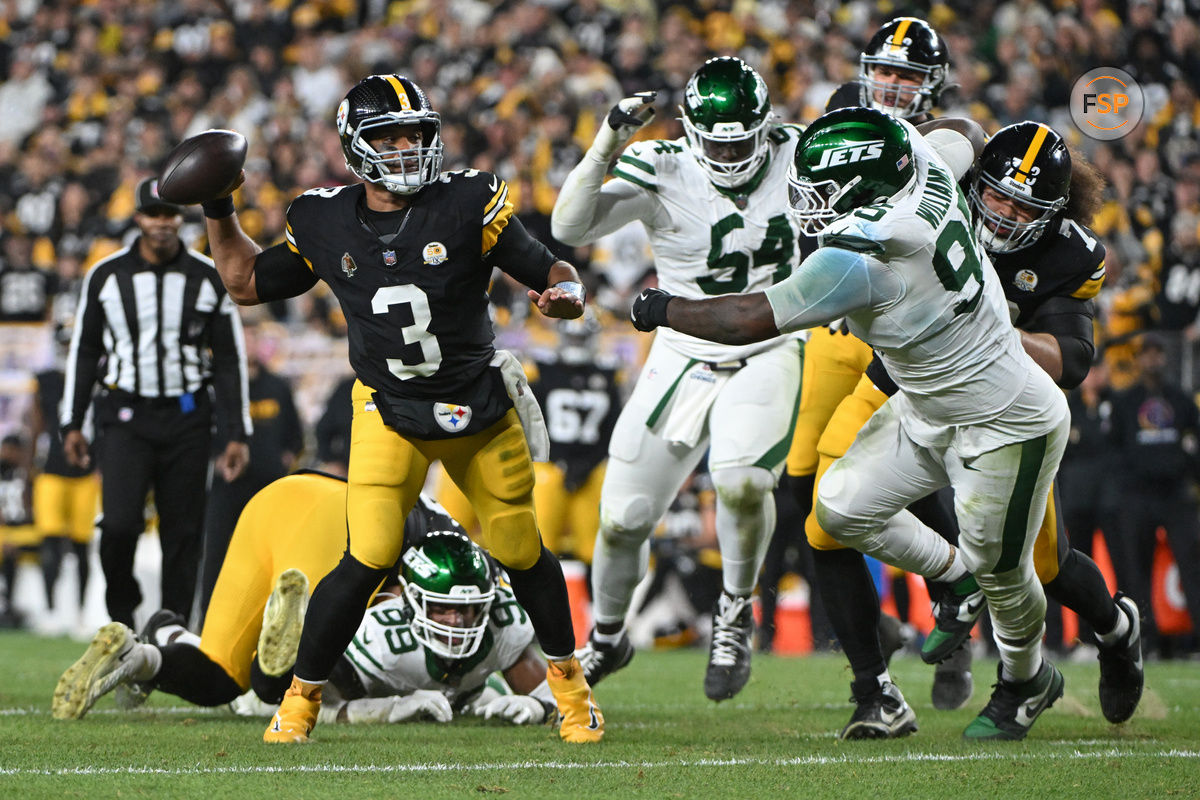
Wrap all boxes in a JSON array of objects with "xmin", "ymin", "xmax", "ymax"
[
  {"xmin": 591, "ymin": 92, "xmax": 657, "ymax": 160},
  {"xmin": 631, "ymin": 287, "xmax": 673, "ymax": 332}
]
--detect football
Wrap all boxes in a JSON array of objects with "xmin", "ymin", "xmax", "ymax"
[{"xmin": 156, "ymin": 129, "xmax": 248, "ymax": 205}]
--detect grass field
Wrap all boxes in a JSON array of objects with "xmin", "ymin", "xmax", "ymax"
[{"xmin": 3, "ymin": 632, "xmax": 1198, "ymax": 799}]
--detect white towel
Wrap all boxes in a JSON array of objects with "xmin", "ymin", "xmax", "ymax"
[
  {"xmin": 491, "ymin": 350, "xmax": 550, "ymax": 461},
  {"xmin": 652, "ymin": 361, "xmax": 730, "ymax": 447}
]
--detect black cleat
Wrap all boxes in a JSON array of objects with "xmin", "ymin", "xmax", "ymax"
[
  {"xmin": 575, "ymin": 629, "xmax": 635, "ymax": 687},
  {"xmin": 840, "ymin": 677, "xmax": 918, "ymax": 740},
  {"xmin": 1097, "ymin": 593, "xmax": 1143, "ymax": 724},
  {"xmin": 963, "ymin": 660, "xmax": 1064, "ymax": 740},
  {"xmin": 704, "ymin": 592, "xmax": 753, "ymax": 701},
  {"xmin": 931, "ymin": 645, "xmax": 974, "ymax": 710},
  {"xmin": 921, "ymin": 575, "xmax": 985, "ymax": 664}
]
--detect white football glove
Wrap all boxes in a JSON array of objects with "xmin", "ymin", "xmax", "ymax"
[
  {"xmin": 590, "ymin": 91, "xmax": 657, "ymax": 161},
  {"xmin": 478, "ymin": 694, "xmax": 549, "ymax": 725},
  {"xmin": 341, "ymin": 691, "xmax": 453, "ymax": 724}
]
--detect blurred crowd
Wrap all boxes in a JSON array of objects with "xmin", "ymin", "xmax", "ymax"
[{"xmin": 0, "ymin": 0, "xmax": 1198, "ymax": 649}]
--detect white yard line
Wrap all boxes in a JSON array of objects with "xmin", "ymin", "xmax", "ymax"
[{"xmin": 2, "ymin": 749, "xmax": 1199, "ymax": 777}]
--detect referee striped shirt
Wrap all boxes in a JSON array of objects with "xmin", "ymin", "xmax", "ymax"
[{"xmin": 61, "ymin": 240, "xmax": 252, "ymax": 441}]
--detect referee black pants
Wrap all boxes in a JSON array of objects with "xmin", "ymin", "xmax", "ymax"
[{"xmin": 96, "ymin": 395, "xmax": 211, "ymax": 627}]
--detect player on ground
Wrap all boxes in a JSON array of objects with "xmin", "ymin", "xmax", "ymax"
[
  {"xmin": 52, "ymin": 473, "xmax": 559, "ymax": 728},
  {"xmin": 632, "ymin": 108, "xmax": 1070, "ymax": 741},
  {"xmin": 551, "ymin": 57, "xmax": 806, "ymax": 701},
  {"xmin": 199, "ymin": 74, "xmax": 601, "ymax": 743}
]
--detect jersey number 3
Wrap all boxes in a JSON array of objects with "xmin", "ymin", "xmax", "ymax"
[{"xmin": 372, "ymin": 285, "xmax": 443, "ymax": 380}]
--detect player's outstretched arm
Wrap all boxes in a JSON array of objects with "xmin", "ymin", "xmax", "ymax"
[
  {"xmin": 203, "ymin": 177, "xmax": 263, "ymax": 305},
  {"xmin": 631, "ymin": 245, "xmax": 883, "ymax": 344},
  {"xmin": 551, "ymin": 93, "xmax": 659, "ymax": 246},
  {"xmin": 527, "ymin": 261, "xmax": 585, "ymax": 320}
]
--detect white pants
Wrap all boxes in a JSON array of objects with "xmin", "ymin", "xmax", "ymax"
[
  {"xmin": 817, "ymin": 397, "xmax": 1069, "ymax": 679},
  {"xmin": 590, "ymin": 336, "xmax": 803, "ymax": 626}
]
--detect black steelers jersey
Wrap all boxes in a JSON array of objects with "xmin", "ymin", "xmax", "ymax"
[
  {"xmin": 530, "ymin": 358, "xmax": 622, "ymax": 490},
  {"xmin": 283, "ymin": 170, "xmax": 524, "ymax": 403},
  {"xmin": 991, "ymin": 217, "xmax": 1106, "ymax": 330}
]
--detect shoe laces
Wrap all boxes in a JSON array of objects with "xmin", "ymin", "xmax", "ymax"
[{"xmin": 710, "ymin": 595, "xmax": 751, "ymax": 667}]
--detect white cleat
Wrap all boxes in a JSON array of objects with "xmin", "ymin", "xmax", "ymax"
[{"xmin": 52, "ymin": 622, "xmax": 153, "ymax": 720}]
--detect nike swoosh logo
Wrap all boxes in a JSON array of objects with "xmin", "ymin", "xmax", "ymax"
[
  {"xmin": 586, "ymin": 703, "xmax": 600, "ymax": 730},
  {"xmin": 1015, "ymin": 699, "xmax": 1043, "ymax": 727},
  {"xmin": 489, "ymin": 175, "xmax": 500, "ymax": 192},
  {"xmin": 965, "ymin": 598, "xmax": 985, "ymax": 616}
]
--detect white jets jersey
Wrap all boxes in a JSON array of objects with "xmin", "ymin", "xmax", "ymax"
[
  {"xmin": 613, "ymin": 126, "xmax": 805, "ymax": 362},
  {"xmin": 341, "ymin": 585, "xmax": 534, "ymax": 705},
  {"xmin": 816, "ymin": 124, "xmax": 1065, "ymax": 448}
]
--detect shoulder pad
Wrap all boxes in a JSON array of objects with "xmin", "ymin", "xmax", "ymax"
[
  {"xmin": 1049, "ymin": 218, "xmax": 1107, "ymax": 300},
  {"xmin": 819, "ymin": 215, "xmax": 886, "ymax": 256},
  {"xmin": 435, "ymin": 168, "xmax": 510, "ymax": 222},
  {"xmin": 613, "ymin": 139, "xmax": 681, "ymax": 193}
]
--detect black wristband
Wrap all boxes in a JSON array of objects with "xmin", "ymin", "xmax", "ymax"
[
  {"xmin": 202, "ymin": 195, "xmax": 236, "ymax": 219},
  {"xmin": 640, "ymin": 291, "xmax": 672, "ymax": 329}
]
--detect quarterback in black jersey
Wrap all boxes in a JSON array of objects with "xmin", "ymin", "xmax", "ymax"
[{"xmin": 202, "ymin": 74, "xmax": 602, "ymax": 744}]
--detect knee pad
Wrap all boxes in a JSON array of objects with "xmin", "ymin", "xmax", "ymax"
[
  {"xmin": 484, "ymin": 508, "xmax": 541, "ymax": 570},
  {"xmin": 598, "ymin": 493, "xmax": 657, "ymax": 549},
  {"xmin": 711, "ymin": 466, "xmax": 775, "ymax": 514},
  {"xmin": 814, "ymin": 499, "xmax": 856, "ymax": 547}
]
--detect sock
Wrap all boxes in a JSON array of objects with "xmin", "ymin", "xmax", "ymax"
[
  {"xmin": 250, "ymin": 657, "xmax": 294, "ymax": 704},
  {"xmin": 1044, "ymin": 548, "xmax": 1120, "ymax": 636},
  {"xmin": 72, "ymin": 541, "xmax": 90, "ymax": 608},
  {"xmin": 592, "ymin": 627, "xmax": 624, "ymax": 646},
  {"xmin": 504, "ymin": 545, "xmax": 576, "ymax": 659},
  {"xmin": 1096, "ymin": 606, "xmax": 1131, "ymax": 646},
  {"xmin": 811, "ymin": 547, "xmax": 886, "ymax": 682},
  {"xmin": 154, "ymin": 642, "xmax": 243, "ymax": 705},
  {"xmin": 138, "ymin": 644, "xmax": 163, "ymax": 681},
  {"xmin": 934, "ymin": 546, "xmax": 969, "ymax": 584},
  {"xmin": 40, "ymin": 536, "xmax": 65, "ymax": 609},
  {"xmin": 292, "ymin": 552, "xmax": 389, "ymax": 681}
]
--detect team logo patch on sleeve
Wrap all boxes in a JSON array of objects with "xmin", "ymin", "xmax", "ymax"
[
  {"xmin": 423, "ymin": 242, "xmax": 448, "ymax": 265},
  {"xmin": 434, "ymin": 403, "xmax": 472, "ymax": 432},
  {"xmin": 1013, "ymin": 269, "xmax": 1038, "ymax": 292},
  {"xmin": 341, "ymin": 252, "xmax": 358, "ymax": 277}
]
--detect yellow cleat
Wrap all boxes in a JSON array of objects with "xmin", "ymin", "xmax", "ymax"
[
  {"xmin": 546, "ymin": 655, "xmax": 604, "ymax": 743},
  {"xmin": 263, "ymin": 678, "xmax": 322, "ymax": 744},
  {"xmin": 257, "ymin": 569, "xmax": 309, "ymax": 677}
]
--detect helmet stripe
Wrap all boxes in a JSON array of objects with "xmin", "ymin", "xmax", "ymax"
[
  {"xmin": 1014, "ymin": 124, "xmax": 1050, "ymax": 184},
  {"xmin": 383, "ymin": 75, "xmax": 412, "ymax": 110},
  {"xmin": 890, "ymin": 18, "xmax": 913, "ymax": 48}
]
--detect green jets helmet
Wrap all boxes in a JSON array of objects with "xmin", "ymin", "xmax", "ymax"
[
  {"xmin": 787, "ymin": 106, "xmax": 916, "ymax": 235},
  {"xmin": 401, "ymin": 530, "xmax": 496, "ymax": 659},
  {"xmin": 680, "ymin": 56, "xmax": 774, "ymax": 188}
]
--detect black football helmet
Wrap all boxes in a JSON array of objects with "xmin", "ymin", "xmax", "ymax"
[
  {"xmin": 336, "ymin": 74, "xmax": 443, "ymax": 195},
  {"xmin": 969, "ymin": 121, "xmax": 1071, "ymax": 253},
  {"xmin": 859, "ymin": 17, "xmax": 949, "ymax": 119}
]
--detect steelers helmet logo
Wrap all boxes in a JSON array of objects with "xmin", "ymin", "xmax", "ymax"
[
  {"xmin": 434, "ymin": 403, "xmax": 472, "ymax": 433},
  {"xmin": 336, "ymin": 99, "xmax": 350, "ymax": 135},
  {"xmin": 423, "ymin": 241, "xmax": 448, "ymax": 265}
]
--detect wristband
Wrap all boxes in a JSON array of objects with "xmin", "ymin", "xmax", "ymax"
[
  {"xmin": 202, "ymin": 195, "xmax": 236, "ymax": 219},
  {"xmin": 554, "ymin": 281, "xmax": 585, "ymax": 303}
]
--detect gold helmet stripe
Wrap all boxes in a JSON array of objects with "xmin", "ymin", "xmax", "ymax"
[
  {"xmin": 890, "ymin": 18, "xmax": 914, "ymax": 48},
  {"xmin": 1015, "ymin": 124, "xmax": 1050, "ymax": 184},
  {"xmin": 383, "ymin": 75, "xmax": 413, "ymax": 110}
]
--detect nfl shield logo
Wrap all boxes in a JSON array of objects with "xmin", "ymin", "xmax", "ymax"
[
  {"xmin": 383, "ymin": 249, "xmax": 397, "ymax": 267},
  {"xmin": 434, "ymin": 403, "xmax": 472, "ymax": 433}
]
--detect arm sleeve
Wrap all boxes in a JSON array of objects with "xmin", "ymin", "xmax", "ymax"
[
  {"xmin": 1024, "ymin": 295, "xmax": 1096, "ymax": 390},
  {"xmin": 484, "ymin": 214, "xmax": 558, "ymax": 292},
  {"xmin": 550, "ymin": 148, "xmax": 661, "ymax": 246},
  {"xmin": 253, "ymin": 243, "xmax": 318, "ymax": 302},
  {"xmin": 763, "ymin": 245, "xmax": 896, "ymax": 334},
  {"xmin": 208, "ymin": 289, "xmax": 253, "ymax": 441},
  {"xmin": 59, "ymin": 265, "xmax": 106, "ymax": 430}
]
